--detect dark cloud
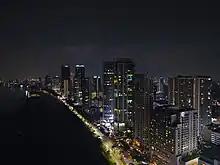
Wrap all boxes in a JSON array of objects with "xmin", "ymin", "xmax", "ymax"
[{"xmin": 0, "ymin": 2, "xmax": 220, "ymax": 79}]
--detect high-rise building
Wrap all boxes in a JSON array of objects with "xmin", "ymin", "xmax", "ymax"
[
  {"xmin": 211, "ymin": 129, "xmax": 220, "ymax": 146},
  {"xmin": 69, "ymin": 72, "xmax": 74, "ymax": 99},
  {"xmin": 51, "ymin": 76, "xmax": 61, "ymax": 91},
  {"xmin": 45, "ymin": 75, "xmax": 52, "ymax": 89},
  {"xmin": 168, "ymin": 75, "xmax": 212, "ymax": 136},
  {"xmin": 63, "ymin": 80, "xmax": 69, "ymax": 97},
  {"xmin": 103, "ymin": 61, "xmax": 114, "ymax": 122},
  {"xmin": 134, "ymin": 74, "xmax": 153, "ymax": 148},
  {"xmin": 151, "ymin": 106, "xmax": 198, "ymax": 165},
  {"xmin": 90, "ymin": 76, "xmax": 102, "ymax": 107},
  {"xmin": 103, "ymin": 58, "xmax": 135, "ymax": 129},
  {"xmin": 153, "ymin": 84, "xmax": 157, "ymax": 101},
  {"xmin": 83, "ymin": 77, "xmax": 90, "ymax": 109},
  {"xmin": 61, "ymin": 65, "xmax": 70, "ymax": 97},
  {"xmin": 74, "ymin": 65, "xmax": 85, "ymax": 105},
  {"xmin": 61, "ymin": 65, "xmax": 71, "ymax": 81},
  {"xmin": 157, "ymin": 77, "xmax": 165, "ymax": 92},
  {"xmin": 38, "ymin": 77, "xmax": 43, "ymax": 89},
  {"xmin": 114, "ymin": 58, "xmax": 135, "ymax": 129},
  {"xmin": 91, "ymin": 76, "xmax": 102, "ymax": 99}
]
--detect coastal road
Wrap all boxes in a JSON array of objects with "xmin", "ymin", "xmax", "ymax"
[{"xmin": 69, "ymin": 101, "xmax": 126, "ymax": 165}]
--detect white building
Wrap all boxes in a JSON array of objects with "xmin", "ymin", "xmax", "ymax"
[
  {"xmin": 211, "ymin": 129, "xmax": 220, "ymax": 145},
  {"xmin": 151, "ymin": 106, "xmax": 198, "ymax": 165}
]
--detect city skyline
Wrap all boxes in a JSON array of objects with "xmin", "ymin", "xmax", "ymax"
[
  {"xmin": 1, "ymin": 2, "xmax": 220, "ymax": 79},
  {"xmin": 1, "ymin": 58, "xmax": 218, "ymax": 80}
]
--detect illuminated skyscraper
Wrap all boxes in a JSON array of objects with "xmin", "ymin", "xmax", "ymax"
[
  {"xmin": 68, "ymin": 72, "xmax": 74, "ymax": 100},
  {"xmin": 134, "ymin": 74, "xmax": 153, "ymax": 148},
  {"xmin": 103, "ymin": 61, "xmax": 114, "ymax": 122},
  {"xmin": 168, "ymin": 75, "xmax": 212, "ymax": 136},
  {"xmin": 103, "ymin": 58, "xmax": 135, "ymax": 130},
  {"xmin": 51, "ymin": 76, "xmax": 60, "ymax": 91},
  {"xmin": 63, "ymin": 80, "xmax": 69, "ymax": 97},
  {"xmin": 61, "ymin": 65, "xmax": 70, "ymax": 81},
  {"xmin": 74, "ymin": 64, "xmax": 85, "ymax": 105},
  {"xmin": 90, "ymin": 76, "xmax": 102, "ymax": 107},
  {"xmin": 83, "ymin": 77, "xmax": 90, "ymax": 109},
  {"xmin": 91, "ymin": 76, "xmax": 102, "ymax": 99},
  {"xmin": 114, "ymin": 58, "xmax": 135, "ymax": 129},
  {"xmin": 61, "ymin": 65, "xmax": 70, "ymax": 97}
]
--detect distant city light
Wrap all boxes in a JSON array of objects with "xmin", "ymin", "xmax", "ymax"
[
  {"xmin": 76, "ymin": 65, "xmax": 84, "ymax": 67},
  {"xmin": 181, "ymin": 112, "xmax": 185, "ymax": 117}
]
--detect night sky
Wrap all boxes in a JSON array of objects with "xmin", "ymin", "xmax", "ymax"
[{"xmin": 0, "ymin": 2, "xmax": 220, "ymax": 79}]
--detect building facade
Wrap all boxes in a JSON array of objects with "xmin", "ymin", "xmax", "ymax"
[
  {"xmin": 114, "ymin": 58, "xmax": 135, "ymax": 128},
  {"xmin": 45, "ymin": 75, "xmax": 52, "ymax": 89},
  {"xmin": 134, "ymin": 74, "xmax": 153, "ymax": 148},
  {"xmin": 91, "ymin": 76, "xmax": 102, "ymax": 99},
  {"xmin": 83, "ymin": 77, "xmax": 90, "ymax": 109},
  {"xmin": 61, "ymin": 65, "xmax": 71, "ymax": 97},
  {"xmin": 90, "ymin": 76, "xmax": 102, "ymax": 108},
  {"xmin": 51, "ymin": 76, "xmax": 61, "ymax": 91},
  {"xmin": 151, "ymin": 106, "xmax": 198, "ymax": 165},
  {"xmin": 168, "ymin": 75, "xmax": 212, "ymax": 136},
  {"xmin": 103, "ymin": 58, "xmax": 135, "ymax": 128},
  {"xmin": 103, "ymin": 61, "xmax": 114, "ymax": 123},
  {"xmin": 74, "ymin": 65, "xmax": 85, "ymax": 105},
  {"xmin": 211, "ymin": 128, "xmax": 220, "ymax": 146}
]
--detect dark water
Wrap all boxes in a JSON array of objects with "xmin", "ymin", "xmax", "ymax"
[
  {"xmin": 0, "ymin": 87, "xmax": 26, "ymax": 114},
  {"xmin": 0, "ymin": 88, "xmax": 108, "ymax": 165}
]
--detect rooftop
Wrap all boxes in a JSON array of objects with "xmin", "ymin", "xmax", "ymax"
[
  {"xmin": 200, "ymin": 144, "xmax": 220, "ymax": 161},
  {"xmin": 169, "ymin": 75, "xmax": 211, "ymax": 79},
  {"xmin": 208, "ymin": 124, "xmax": 220, "ymax": 133},
  {"xmin": 155, "ymin": 105, "xmax": 196, "ymax": 113},
  {"xmin": 181, "ymin": 151, "xmax": 200, "ymax": 162},
  {"xmin": 154, "ymin": 99, "xmax": 168, "ymax": 105}
]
